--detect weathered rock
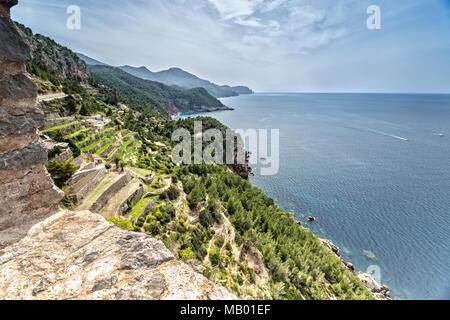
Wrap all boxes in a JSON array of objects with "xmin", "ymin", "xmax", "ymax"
[
  {"xmin": 0, "ymin": 18, "xmax": 30, "ymax": 62},
  {"xmin": 0, "ymin": 73, "xmax": 36, "ymax": 100},
  {"xmin": 0, "ymin": 0, "xmax": 62, "ymax": 248},
  {"xmin": 0, "ymin": 60, "xmax": 25, "ymax": 74},
  {"xmin": 0, "ymin": 141, "xmax": 47, "ymax": 170},
  {"xmin": 0, "ymin": 130, "xmax": 38, "ymax": 155},
  {"xmin": 0, "ymin": 0, "xmax": 18, "ymax": 9},
  {"xmin": 0, "ymin": 103, "xmax": 44, "ymax": 136},
  {"xmin": 0, "ymin": 210, "xmax": 237, "ymax": 300},
  {"xmin": 345, "ymin": 262, "xmax": 355, "ymax": 272},
  {"xmin": 320, "ymin": 239, "xmax": 339, "ymax": 255},
  {"xmin": 358, "ymin": 272, "xmax": 391, "ymax": 300}
]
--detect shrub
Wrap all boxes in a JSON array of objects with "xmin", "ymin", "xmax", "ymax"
[
  {"xmin": 179, "ymin": 247, "xmax": 195, "ymax": 262},
  {"xmin": 209, "ymin": 248, "xmax": 220, "ymax": 266},
  {"xmin": 167, "ymin": 185, "xmax": 180, "ymax": 200},
  {"xmin": 107, "ymin": 217, "xmax": 134, "ymax": 231},
  {"xmin": 48, "ymin": 146, "xmax": 62, "ymax": 159},
  {"xmin": 199, "ymin": 209, "xmax": 213, "ymax": 228}
]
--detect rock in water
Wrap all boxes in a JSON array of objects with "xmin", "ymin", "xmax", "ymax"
[
  {"xmin": 0, "ymin": 210, "xmax": 237, "ymax": 300},
  {"xmin": 364, "ymin": 250, "xmax": 378, "ymax": 262}
]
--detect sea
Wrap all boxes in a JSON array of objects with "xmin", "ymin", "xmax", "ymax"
[{"xmin": 178, "ymin": 93, "xmax": 450, "ymax": 300}]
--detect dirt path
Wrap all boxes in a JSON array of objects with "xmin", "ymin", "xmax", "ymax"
[{"xmin": 37, "ymin": 92, "xmax": 68, "ymax": 102}]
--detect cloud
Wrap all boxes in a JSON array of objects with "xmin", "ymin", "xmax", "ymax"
[
  {"xmin": 207, "ymin": 0, "xmax": 263, "ymax": 20},
  {"xmin": 12, "ymin": 0, "xmax": 450, "ymax": 92}
]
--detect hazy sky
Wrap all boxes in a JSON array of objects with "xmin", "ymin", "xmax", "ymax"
[{"xmin": 11, "ymin": 0, "xmax": 450, "ymax": 93}]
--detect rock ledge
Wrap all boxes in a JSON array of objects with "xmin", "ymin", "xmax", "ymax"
[{"xmin": 0, "ymin": 210, "xmax": 237, "ymax": 300}]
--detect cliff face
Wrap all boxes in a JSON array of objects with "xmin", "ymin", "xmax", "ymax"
[
  {"xmin": 0, "ymin": 210, "xmax": 236, "ymax": 300},
  {"xmin": 15, "ymin": 23, "xmax": 89, "ymax": 83},
  {"xmin": 0, "ymin": 0, "xmax": 63, "ymax": 248}
]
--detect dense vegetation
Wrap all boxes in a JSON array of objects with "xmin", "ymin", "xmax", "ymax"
[
  {"xmin": 89, "ymin": 65, "xmax": 225, "ymax": 117},
  {"xmin": 175, "ymin": 167, "xmax": 373, "ymax": 299}
]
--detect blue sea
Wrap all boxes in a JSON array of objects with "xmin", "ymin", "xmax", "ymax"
[{"xmin": 180, "ymin": 93, "xmax": 450, "ymax": 300}]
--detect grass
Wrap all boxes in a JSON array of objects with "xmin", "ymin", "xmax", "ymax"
[
  {"xmin": 95, "ymin": 140, "xmax": 114, "ymax": 156},
  {"xmin": 118, "ymin": 139, "xmax": 135, "ymax": 159},
  {"xmin": 77, "ymin": 172, "xmax": 120, "ymax": 211},
  {"xmin": 65, "ymin": 127, "xmax": 92, "ymax": 139},
  {"xmin": 81, "ymin": 137, "xmax": 106, "ymax": 153},
  {"xmin": 146, "ymin": 175, "xmax": 170, "ymax": 194},
  {"xmin": 103, "ymin": 125, "xmax": 119, "ymax": 133},
  {"xmin": 76, "ymin": 132, "xmax": 99, "ymax": 147},
  {"xmin": 41, "ymin": 121, "xmax": 80, "ymax": 134},
  {"xmin": 130, "ymin": 167, "xmax": 154, "ymax": 178},
  {"xmin": 128, "ymin": 196, "xmax": 157, "ymax": 221}
]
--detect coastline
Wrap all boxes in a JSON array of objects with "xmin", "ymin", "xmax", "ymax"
[
  {"xmin": 170, "ymin": 106, "xmax": 234, "ymax": 120},
  {"xmin": 170, "ymin": 109, "xmax": 391, "ymax": 299}
]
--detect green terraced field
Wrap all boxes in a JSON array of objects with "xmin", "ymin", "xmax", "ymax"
[
  {"xmin": 65, "ymin": 127, "xmax": 92, "ymax": 139},
  {"xmin": 95, "ymin": 139, "xmax": 115, "ymax": 156},
  {"xmin": 128, "ymin": 195, "xmax": 158, "ymax": 221},
  {"xmin": 41, "ymin": 121, "xmax": 80, "ymax": 134}
]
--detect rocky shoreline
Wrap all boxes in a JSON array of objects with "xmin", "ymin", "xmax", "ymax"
[{"xmin": 320, "ymin": 238, "xmax": 391, "ymax": 300}]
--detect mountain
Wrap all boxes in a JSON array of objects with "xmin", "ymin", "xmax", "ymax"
[
  {"xmin": 75, "ymin": 52, "xmax": 108, "ymax": 66},
  {"xmin": 13, "ymin": 25, "xmax": 229, "ymax": 117},
  {"xmin": 118, "ymin": 65, "xmax": 254, "ymax": 98},
  {"xmin": 16, "ymin": 23, "xmax": 89, "ymax": 83},
  {"xmin": 75, "ymin": 53, "xmax": 253, "ymax": 98},
  {"xmin": 89, "ymin": 65, "xmax": 232, "ymax": 117}
]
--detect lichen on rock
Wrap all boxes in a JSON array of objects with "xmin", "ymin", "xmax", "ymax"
[{"xmin": 0, "ymin": 210, "xmax": 237, "ymax": 300}]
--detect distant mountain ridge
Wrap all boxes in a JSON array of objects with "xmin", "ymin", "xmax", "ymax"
[
  {"xmin": 76, "ymin": 53, "xmax": 253, "ymax": 98},
  {"xmin": 89, "ymin": 65, "xmax": 232, "ymax": 117},
  {"xmin": 75, "ymin": 52, "xmax": 107, "ymax": 66}
]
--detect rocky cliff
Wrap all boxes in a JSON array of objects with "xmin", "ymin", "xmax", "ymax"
[
  {"xmin": 0, "ymin": 0, "xmax": 63, "ymax": 248},
  {"xmin": 0, "ymin": 1, "xmax": 237, "ymax": 300},
  {"xmin": 16, "ymin": 22, "xmax": 89, "ymax": 83}
]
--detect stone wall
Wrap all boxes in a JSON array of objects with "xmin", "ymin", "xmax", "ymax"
[
  {"xmin": 117, "ymin": 185, "xmax": 144, "ymax": 217},
  {"xmin": 0, "ymin": 0, "xmax": 63, "ymax": 248},
  {"xmin": 90, "ymin": 171, "xmax": 132, "ymax": 213},
  {"xmin": 72, "ymin": 166, "xmax": 107, "ymax": 202},
  {"xmin": 49, "ymin": 148, "xmax": 73, "ymax": 164}
]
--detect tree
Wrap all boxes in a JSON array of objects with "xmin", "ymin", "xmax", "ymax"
[
  {"xmin": 46, "ymin": 160, "xmax": 77, "ymax": 187},
  {"xmin": 167, "ymin": 185, "xmax": 180, "ymax": 200},
  {"xmin": 187, "ymin": 184, "xmax": 205, "ymax": 209},
  {"xmin": 199, "ymin": 209, "xmax": 213, "ymax": 228},
  {"xmin": 113, "ymin": 156, "xmax": 120, "ymax": 171},
  {"xmin": 52, "ymin": 129, "xmax": 65, "ymax": 142},
  {"xmin": 65, "ymin": 96, "xmax": 78, "ymax": 113},
  {"xmin": 79, "ymin": 103, "xmax": 90, "ymax": 116}
]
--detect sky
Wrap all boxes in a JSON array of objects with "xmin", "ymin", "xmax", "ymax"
[{"xmin": 11, "ymin": 0, "xmax": 450, "ymax": 93}]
